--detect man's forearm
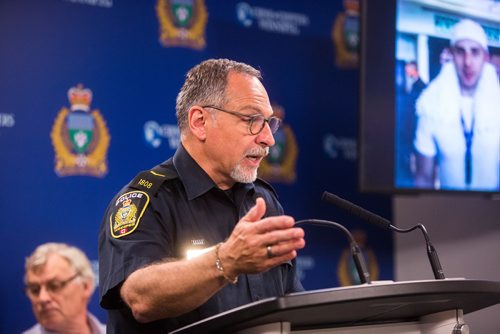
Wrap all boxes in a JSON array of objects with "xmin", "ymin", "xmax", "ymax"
[{"xmin": 120, "ymin": 247, "xmax": 225, "ymax": 323}]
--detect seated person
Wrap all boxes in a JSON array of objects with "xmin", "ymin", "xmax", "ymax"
[{"xmin": 23, "ymin": 242, "xmax": 105, "ymax": 334}]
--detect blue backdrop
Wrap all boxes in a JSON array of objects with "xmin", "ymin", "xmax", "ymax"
[{"xmin": 0, "ymin": 1, "xmax": 392, "ymax": 332}]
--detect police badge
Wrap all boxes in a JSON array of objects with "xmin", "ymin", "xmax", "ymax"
[
  {"xmin": 50, "ymin": 84, "xmax": 110, "ymax": 177},
  {"xmin": 111, "ymin": 191, "xmax": 150, "ymax": 238},
  {"xmin": 156, "ymin": 0, "xmax": 208, "ymax": 49}
]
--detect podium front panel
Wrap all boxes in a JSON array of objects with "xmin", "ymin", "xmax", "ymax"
[{"xmin": 170, "ymin": 279, "xmax": 500, "ymax": 334}]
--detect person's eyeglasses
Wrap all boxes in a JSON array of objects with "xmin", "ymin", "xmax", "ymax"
[
  {"xmin": 25, "ymin": 273, "xmax": 79, "ymax": 297},
  {"xmin": 202, "ymin": 105, "xmax": 281, "ymax": 135}
]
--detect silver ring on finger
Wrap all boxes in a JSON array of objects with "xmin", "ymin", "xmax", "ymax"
[{"xmin": 266, "ymin": 245, "xmax": 274, "ymax": 258}]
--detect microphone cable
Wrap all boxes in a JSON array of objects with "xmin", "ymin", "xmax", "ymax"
[{"xmin": 295, "ymin": 219, "xmax": 371, "ymax": 284}]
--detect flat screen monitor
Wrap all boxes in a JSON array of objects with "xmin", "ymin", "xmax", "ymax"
[{"xmin": 359, "ymin": 0, "xmax": 500, "ymax": 194}]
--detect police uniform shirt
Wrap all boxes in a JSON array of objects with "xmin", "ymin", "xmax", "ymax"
[{"xmin": 98, "ymin": 144, "xmax": 304, "ymax": 333}]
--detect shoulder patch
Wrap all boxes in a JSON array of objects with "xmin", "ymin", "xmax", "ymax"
[{"xmin": 109, "ymin": 191, "xmax": 149, "ymax": 238}]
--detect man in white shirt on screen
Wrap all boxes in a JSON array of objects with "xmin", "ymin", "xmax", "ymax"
[{"xmin": 414, "ymin": 19, "xmax": 500, "ymax": 191}]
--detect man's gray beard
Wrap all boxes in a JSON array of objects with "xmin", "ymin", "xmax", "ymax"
[
  {"xmin": 230, "ymin": 147, "xmax": 269, "ymax": 184},
  {"xmin": 230, "ymin": 164, "xmax": 258, "ymax": 184}
]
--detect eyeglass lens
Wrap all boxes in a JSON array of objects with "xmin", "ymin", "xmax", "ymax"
[
  {"xmin": 26, "ymin": 274, "xmax": 78, "ymax": 296},
  {"xmin": 202, "ymin": 105, "xmax": 281, "ymax": 135},
  {"xmin": 251, "ymin": 115, "xmax": 281, "ymax": 135}
]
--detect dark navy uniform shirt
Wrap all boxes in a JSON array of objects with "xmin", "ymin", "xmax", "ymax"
[{"xmin": 98, "ymin": 144, "xmax": 303, "ymax": 333}]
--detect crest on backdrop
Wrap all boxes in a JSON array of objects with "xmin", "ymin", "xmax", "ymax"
[
  {"xmin": 51, "ymin": 84, "xmax": 110, "ymax": 177},
  {"xmin": 332, "ymin": 0, "xmax": 359, "ymax": 69},
  {"xmin": 156, "ymin": 0, "xmax": 208, "ymax": 49},
  {"xmin": 259, "ymin": 104, "xmax": 298, "ymax": 184}
]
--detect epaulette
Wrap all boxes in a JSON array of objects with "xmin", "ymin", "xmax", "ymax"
[{"xmin": 128, "ymin": 159, "xmax": 178, "ymax": 196}]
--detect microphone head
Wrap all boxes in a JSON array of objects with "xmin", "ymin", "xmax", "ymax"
[{"xmin": 321, "ymin": 191, "xmax": 391, "ymax": 230}]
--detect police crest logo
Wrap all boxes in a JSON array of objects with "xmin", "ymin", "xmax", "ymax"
[
  {"xmin": 258, "ymin": 104, "xmax": 298, "ymax": 184},
  {"xmin": 332, "ymin": 0, "xmax": 359, "ymax": 69},
  {"xmin": 110, "ymin": 191, "xmax": 150, "ymax": 238},
  {"xmin": 50, "ymin": 84, "xmax": 110, "ymax": 177},
  {"xmin": 156, "ymin": 0, "xmax": 208, "ymax": 50}
]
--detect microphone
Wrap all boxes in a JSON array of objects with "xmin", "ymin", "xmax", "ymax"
[
  {"xmin": 321, "ymin": 191, "xmax": 445, "ymax": 280},
  {"xmin": 295, "ymin": 219, "xmax": 371, "ymax": 284}
]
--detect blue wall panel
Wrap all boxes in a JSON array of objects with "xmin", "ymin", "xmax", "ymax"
[{"xmin": 0, "ymin": 1, "xmax": 392, "ymax": 332}]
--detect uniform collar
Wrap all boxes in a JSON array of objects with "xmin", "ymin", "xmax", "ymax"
[{"xmin": 173, "ymin": 144, "xmax": 255, "ymax": 202}]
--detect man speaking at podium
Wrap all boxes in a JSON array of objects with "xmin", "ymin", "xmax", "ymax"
[{"xmin": 98, "ymin": 59, "xmax": 306, "ymax": 333}]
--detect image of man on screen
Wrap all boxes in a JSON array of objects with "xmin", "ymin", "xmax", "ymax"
[{"xmin": 413, "ymin": 19, "xmax": 500, "ymax": 191}]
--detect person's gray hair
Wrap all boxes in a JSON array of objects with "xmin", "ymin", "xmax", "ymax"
[
  {"xmin": 176, "ymin": 58, "xmax": 262, "ymax": 135},
  {"xmin": 24, "ymin": 242, "xmax": 96, "ymax": 294}
]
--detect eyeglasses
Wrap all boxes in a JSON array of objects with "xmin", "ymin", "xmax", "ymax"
[
  {"xmin": 25, "ymin": 273, "xmax": 79, "ymax": 297},
  {"xmin": 202, "ymin": 105, "xmax": 281, "ymax": 135}
]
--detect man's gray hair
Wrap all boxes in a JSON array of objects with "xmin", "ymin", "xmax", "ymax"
[
  {"xmin": 176, "ymin": 58, "xmax": 262, "ymax": 134},
  {"xmin": 24, "ymin": 242, "xmax": 96, "ymax": 294}
]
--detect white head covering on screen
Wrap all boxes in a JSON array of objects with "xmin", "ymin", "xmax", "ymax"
[{"xmin": 450, "ymin": 19, "xmax": 488, "ymax": 51}]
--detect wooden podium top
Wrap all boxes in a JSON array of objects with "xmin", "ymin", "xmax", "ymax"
[{"xmin": 170, "ymin": 279, "xmax": 500, "ymax": 334}]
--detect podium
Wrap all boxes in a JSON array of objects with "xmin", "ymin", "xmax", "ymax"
[{"xmin": 170, "ymin": 279, "xmax": 500, "ymax": 334}]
